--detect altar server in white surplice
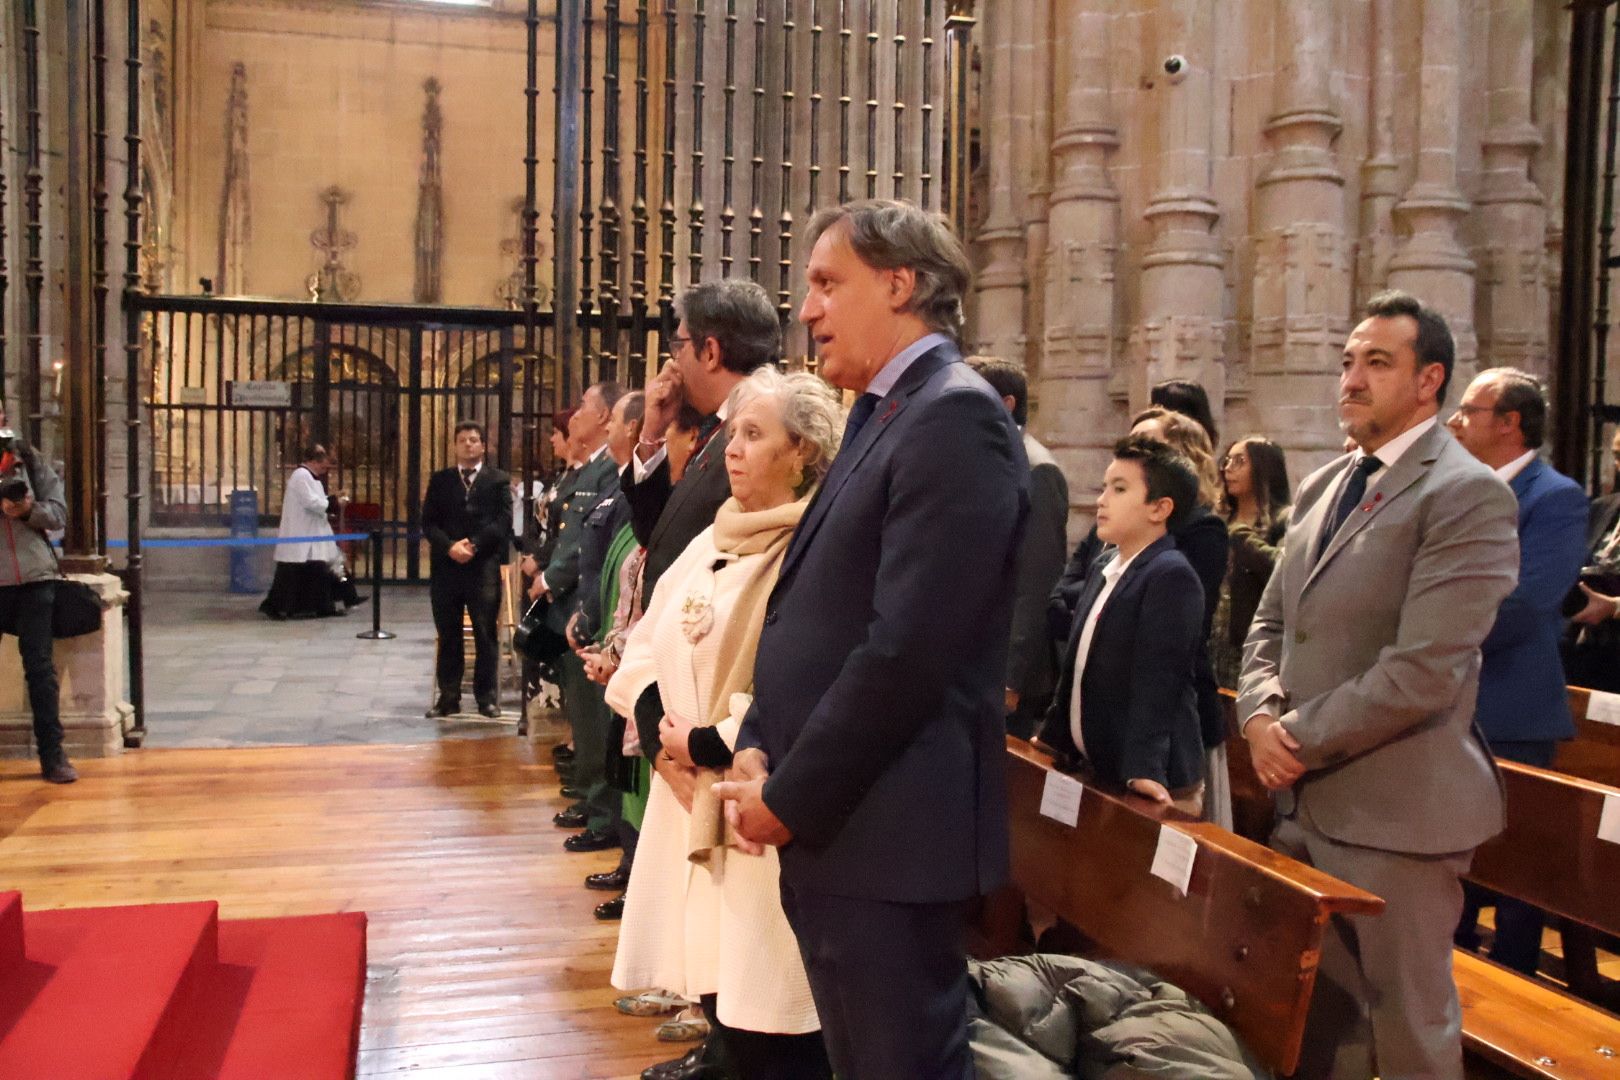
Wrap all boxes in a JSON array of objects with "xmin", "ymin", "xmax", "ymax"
[{"xmin": 260, "ymin": 443, "xmax": 363, "ymax": 620}]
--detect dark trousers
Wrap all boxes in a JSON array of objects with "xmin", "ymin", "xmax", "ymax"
[
  {"xmin": 696, "ymin": 993, "xmax": 833, "ymax": 1080},
  {"xmin": 556, "ymin": 650, "xmax": 619, "ymax": 834},
  {"xmin": 1455, "ymin": 739, "xmax": 1556, "ymax": 975},
  {"xmin": 778, "ymin": 881, "xmax": 973, "ymax": 1080},
  {"xmin": 430, "ymin": 561, "xmax": 501, "ymax": 706},
  {"xmin": 0, "ymin": 582, "xmax": 63, "ymax": 762}
]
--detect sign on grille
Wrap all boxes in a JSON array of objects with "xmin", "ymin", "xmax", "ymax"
[{"xmin": 227, "ymin": 380, "xmax": 293, "ymax": 408}]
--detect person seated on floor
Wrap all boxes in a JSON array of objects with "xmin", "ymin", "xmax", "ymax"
[
  {"xmin": 1037, "ymin": 434, "xmax": 1207, "ymax": 816},
  {"xmin": 260, "ymin": 444, "xmax": 364, "ymax": 620},
  {"xmin": 605, "ymin": 366, "xmax": 842, "ymax": 1080}
]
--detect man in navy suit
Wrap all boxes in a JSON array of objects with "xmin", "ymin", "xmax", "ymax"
[
  {"xmin": 715, "ymin": 200, "xmax": 1028, "ymax": 1079},
  {"xmin": 1446, "ymin": 367, "xmax": 1588, "ymax": 974}
]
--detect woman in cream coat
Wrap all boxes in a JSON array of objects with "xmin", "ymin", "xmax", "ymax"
[{"xmin": 606, "ymin": 367, "xmax": 842, "ymax": 1079}]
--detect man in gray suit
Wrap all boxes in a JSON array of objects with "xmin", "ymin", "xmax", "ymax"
[{"xmin": 1237, "ymin": 290, "xmax": 1518, "ymax": 1080}]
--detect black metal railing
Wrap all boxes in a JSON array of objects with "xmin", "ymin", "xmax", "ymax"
[{"xmin": 129, "ymin": 293, "xmax": 653, "ymax": 582}]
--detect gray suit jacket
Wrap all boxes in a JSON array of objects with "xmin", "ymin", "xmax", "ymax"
[{"xmin": 1236, "ymin": 422, "xmax": 1518, "ymax": 855}]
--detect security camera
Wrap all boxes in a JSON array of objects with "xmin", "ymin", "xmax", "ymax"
[{"xmin": 1163, "ymin": 55, "xmax": 1187, "ymax": 80}]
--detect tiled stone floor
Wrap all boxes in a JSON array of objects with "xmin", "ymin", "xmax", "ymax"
[{"xmin": 142, "ymin": 586, "xmax": 533, "ymax": 748}]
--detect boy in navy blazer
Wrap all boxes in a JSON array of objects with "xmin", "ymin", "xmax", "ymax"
[{"xmin": 1038, "ymin": 435, "xmax": 1207, "ymax": 811}]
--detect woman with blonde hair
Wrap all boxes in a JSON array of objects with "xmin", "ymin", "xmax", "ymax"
[{"xmin": 605, "ymin": 366, "xmax": 842, "ymax": 1079}]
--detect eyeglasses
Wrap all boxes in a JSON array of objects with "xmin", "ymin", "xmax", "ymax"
[
  {"xmin": 1450, "ymin": 404, "xmax": 1504, "ymax": 419},
  {"xmin": 670, "ymin": 334, "xmax": 692, "ymax": 352},
  {"xmin": 1219, "ymin": 454, "xmax": 1248, "ymax": 469}
]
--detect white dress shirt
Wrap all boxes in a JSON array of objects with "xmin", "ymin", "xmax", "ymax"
[
  {"xmin": 1067, "ymin": 548, "xmax": 1139, "ymax": 756},
  {"xmin": 1493, "ymin": 449, "xmax": 1537, "ymax": 485},
  {"xmin": 1358, "ymin": 415, "xmax": 1438, "ymax": 491},
  {"xmin": 864, "ymin": 332, "xmax": 952, "ymax": 399}
]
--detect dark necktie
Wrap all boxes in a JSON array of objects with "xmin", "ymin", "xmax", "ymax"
[
  {"xmin": 840, "ymin": 393, "xmax": 881, "ymax": 452},
  {"xmin": 1318, "ymin": 454, "xmax": 1383, "ymax": 560},
  {"xmin": 461, "ymin": 467, "xmax": 476, "ymax": 492}
]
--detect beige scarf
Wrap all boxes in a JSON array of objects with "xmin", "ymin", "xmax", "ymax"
[{"xmin": 686, "ymin": 494, "xmax": 806, "ymax": 867}]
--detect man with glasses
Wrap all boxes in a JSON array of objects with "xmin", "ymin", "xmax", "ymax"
[{"xmin": 1445, "ymin": 367, "xmax": 1588, "ymax": 976}]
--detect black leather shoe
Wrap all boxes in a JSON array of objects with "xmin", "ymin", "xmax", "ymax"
[
  {"xmin": 552, "ymin": 742, "xmax": 576, "ymax": 762},
  {"xmin": 478, "ymin": 702, "xmax": 502, "ymax": 719},
  {"xmin": 594, "ymin": 893, "xmax": 626, "ymax": 920},
  {"xmin": 641, "ymin": 1044, "xmax": 723, "ymax": 1080},
  {"xmin": 553, "ymin": 804, "xmax": 588, "ymax": 829},
  {"xmin": 425, "ymin": 700, "xmax": 460, "ymax": 719},
  {"xmin": 40, "ymin": 757, "xmax": 78, "ymax": 785},
  {"xmin": 563, "ymin": 828, "xmax": 620, "ymax": 853},
  {"xmin": 585, "ymin": 866, "xmax": 630, "ymax": 891},
  {"xmin": 559, "ymin": 784, "xmax": 585, "ymax": 800}
]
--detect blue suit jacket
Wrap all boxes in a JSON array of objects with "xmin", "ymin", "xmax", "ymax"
[
  {"xmin": 737, "ymin": 343, "xmax": 1029, "ymax": 904},
  {"xmin": 1477, "ymin": 458, "xmax": 1588, "ymax": 744},
  {"xmin": 1036, "ymin": 534, "xmax": 1206, "ymax": 791}
]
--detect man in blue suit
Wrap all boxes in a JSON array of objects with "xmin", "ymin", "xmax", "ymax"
[
  {"xmin": 1446, "ymin": 366, "xmax": 1588, "ymax": 975},
  {"xmin": 715, "ymin": 200, "xmax": 1028, "ymax": 1079}
]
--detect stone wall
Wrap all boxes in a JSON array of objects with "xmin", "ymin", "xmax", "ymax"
[{"xmin": 970, "ymin": 0, "xmax": 1583, "ymax": 533}]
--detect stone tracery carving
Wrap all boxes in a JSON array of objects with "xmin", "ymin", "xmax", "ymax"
[
  {"xmin": 307, "ymin": 186, "xmax": 359, "ymax": 302},
  {"xmin": 414, "ymin": 77, "xmax": 445, "ymax": 305}
]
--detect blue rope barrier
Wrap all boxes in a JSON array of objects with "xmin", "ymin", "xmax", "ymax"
[{"xmin": 55, "ymin": 532, "xmax": 384, "ymax": 550}]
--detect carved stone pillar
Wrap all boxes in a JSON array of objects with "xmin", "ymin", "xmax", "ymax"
[
  {"xmin": 1356, "ymin": 0, "xmax": 1398, "ymax": 307},
  {"xmin": 1130, "ymin": 0, "xmax": 1225, "ymax": 425},
  {"xmin": 1037, "ymin": 0, "xmax": 1120, "ymax": 529},
  {"xmin": 1387, "ymin": 0, "xmax": 1477, "ymax": 373},
  {"xmin": 0, "ymin": 575, "xmax": 132, "ymax": 758},
  {"xmin": 1016, "ymin": 0, "xmax": 1054, "ymax": 380},
  {"xmin": 1250, "ymin": 0, "xmax": 1348, "ymax": 457},
  {"xmin": 971, "ymin": 0, "xmax": 1027, "ymax": 362},
  {"xmin": 1475, "ymin": 0, "xmax": 1547, "ymax": 376}
]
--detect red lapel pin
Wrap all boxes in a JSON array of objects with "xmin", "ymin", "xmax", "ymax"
[{"xmin": 878, "ymin": 400, "xmax": 900, "ymax": 423}]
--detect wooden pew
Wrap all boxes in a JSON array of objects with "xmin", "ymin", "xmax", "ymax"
[
  {"xmin": 993, "ymin": 737, "xmax": 1384, "ymax": 1077},
  {"xmin": 1215, "ymin": 694, "xmax": 1620, "ymax": 1078},
  {"xmin": 1558, "ymin": 687, "xmax": 1620, "ymax": 788}
]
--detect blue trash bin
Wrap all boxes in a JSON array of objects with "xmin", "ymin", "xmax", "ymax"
[{"xmin": 228, "ymin": 489, "xmax": 259, "ymax": 594}]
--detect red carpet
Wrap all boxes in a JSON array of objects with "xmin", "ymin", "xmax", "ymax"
[{"xmin": 0, "ymin": 892, "xmax": 365, "ymax": 1080}]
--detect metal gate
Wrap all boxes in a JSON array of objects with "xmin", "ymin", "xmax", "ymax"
[{"xmin": 126, "ymin": 295, "xmax": 648, "ymax": 582}]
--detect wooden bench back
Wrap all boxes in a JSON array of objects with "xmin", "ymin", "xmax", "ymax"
[
  {"xmin": 1000, "ymin": 737, "xmax": 1384, "ymax": 1077},
  {"xmin": 1559, "ymin": 687, "xmax": 1620, "ymax": 788},
  {"xmin": 1467, "ymin": 761, "xmax": 1620, "ymax": 939}
]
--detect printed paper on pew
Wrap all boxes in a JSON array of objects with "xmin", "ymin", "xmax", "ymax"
[
  {"xmin": 1587, "ymin": 690, "xmax": 1620, "ymax": 726},
  {"xmin": 1151, "ymin": 824, "xmax": 1198, "ymax": 897},
  {"xmin": 1040, "ymin": 772, "xmax": 1084, "ymax": 827},
  {"xmin": 1600, "ymin": 793, "xmax": 1620, "ymax": 846}
]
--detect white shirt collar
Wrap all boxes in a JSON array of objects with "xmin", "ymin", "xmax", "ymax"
[
  {"xmin": 1102, "ymin": 546, "xmax": 1141, "ymax": 584},
  {"xmin": 1494, "ymin": 449, "xmax": 1537, "ymax": 484},
  {"xmin": 1359, "ymin": 415, "xmax": 1438, "ymax": 473},
  {"xmin": 460, "ymin": 460, "xmax": 484, "ymax": 477},
  {"xmin": 585, "ymin": 442, "xmax": 609, "ymax": 463},
  {"xmin": 864, "ymin": 332, "xmax": 953, "ymax": 399}
]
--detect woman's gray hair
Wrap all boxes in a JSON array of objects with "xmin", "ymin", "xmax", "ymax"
[
  {"xmin": 727, "ymin": 366, "xmax": 845, "ymax": 497},
  {"xmin": 806, "ymin": 199, "xmax": 972, "ymax": 341}
]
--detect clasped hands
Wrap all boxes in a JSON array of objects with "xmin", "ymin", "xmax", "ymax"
[
  {"xmin": 448, "ymin": 538, "xmax": 476, "ymax": 564},
  {"xmin": 652, "ymin": 710, "xmax": 793, "ymax": 856},
  {"xmin": 1245, "ymin": 715, "xmax": 1306, "ymax": 791}
]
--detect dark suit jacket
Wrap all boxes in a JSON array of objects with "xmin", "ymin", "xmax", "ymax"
[
  {"xmin": 1586, "ymin": 492, "xmax": 1620, "ymax": 557},
  {"xmin": 738, "ymin": 343, "xmax": 1029, "ymax": 904},
  {"xmin": 1007, "ymin": 435, "xmax": 1069, "ymax": 711},
  {"xmin": 1038, "ymin": 533, "xmax": 1206, "ymax": 790},
  {"xmin": 1476, "ymin": 459, "xmax": 1587, "ymax": 744},
  {"xmin": 421, "ymin": 462, "xmax": 512, "ymax": 577},
  {"xmin": 621, "ymin": 421, "xmax": 731, "ymax": 603},
  {"xmin": 1050, "ymin": 509, "xmax": 1227, "ymax": 746}
]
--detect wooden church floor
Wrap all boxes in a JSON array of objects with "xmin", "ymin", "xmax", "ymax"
[{"xmin": 0, "ymin": 738, "xmax": 671, "ymax": 1079}]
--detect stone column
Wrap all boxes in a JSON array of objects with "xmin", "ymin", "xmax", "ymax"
[
  {"xmin": 1387, "ymin": 0, "xmax": 1477, "ymax": 373},
  {"xmin": 1250, "ymin": 0, "xmax": 1349, "ymax": 461},
  {"xmin": 1016, "ymin": 0, "xmax": 1054, "ymax": 379},
  {"xmin": 1130, "ymin": 0, "xmax": 1225, "ymax": 424},
  {"xmin": 1355, "ymin": 0, "xmax": 1398, "ymax": 307},
  {"xmin": 970, "ymin": 0, "xmax": 1028, "ymax": 362},
  {"xmin": 0, "ymin": 574, "xmax": 133, "ymax": 758},
  {"xmin": 1475, "ymin": 0, "xmax": 1548, "ymax": 376},
  {"xmin": 1037, "ymin": 0, "xmax": 1121, "ymax": 532}
]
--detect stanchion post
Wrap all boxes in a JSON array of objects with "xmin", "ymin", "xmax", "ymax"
[{"xmin": 356, "ymin": 528, "xmax": 396, "ymax": 641}]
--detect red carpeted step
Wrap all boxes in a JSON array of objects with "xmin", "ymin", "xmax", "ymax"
[
  {"xmin": 0, "ymin": 892, "xmax": 21, "ymax": 972},
  {"xmin": 134, "ymin": 911, "xmax": 367, "ymax": 1080},
  {"xmin": 0, "ymin": 900, "xmax": 219, "ymax": 1080}
]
